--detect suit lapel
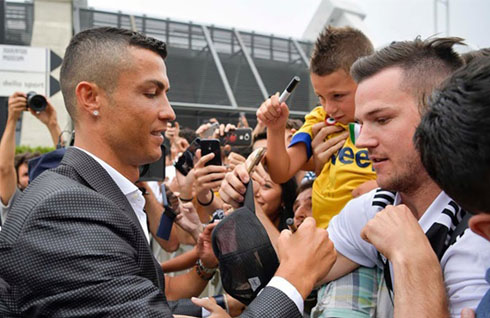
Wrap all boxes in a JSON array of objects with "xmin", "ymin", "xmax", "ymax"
[
  {"xmin": 61, "ymin": 148, "xmax": 139, "ymax": 225},
  {"xmin": 60, "ymin": 148, "xmax": 164, "ymax": 290}
]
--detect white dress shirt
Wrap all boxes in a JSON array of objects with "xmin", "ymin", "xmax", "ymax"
[{"xmin": 75, "ymin": 147, "xmax": 150, "ymax": 243}]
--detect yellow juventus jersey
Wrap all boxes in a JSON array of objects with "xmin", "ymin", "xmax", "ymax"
[{"xmin": 289, "ymin": 106, "xmax": 377, "ymax": 229}]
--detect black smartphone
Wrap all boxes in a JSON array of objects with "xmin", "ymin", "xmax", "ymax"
[
  {"xmin": 201, "ymin": 139, "xmax": 222, "ymax": 166},
  {"xmin": 220, "ymin": 128, "xmax": 253, "ymax": 147}
]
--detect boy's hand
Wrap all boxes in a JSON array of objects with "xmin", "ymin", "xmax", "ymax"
[
  {"xmin": 311, "ymin": 122, "xmax": 347, "ymax": 175},
  {"xmin": 256, "ymin": 93, "xmax": 289, "ymax": 131}
]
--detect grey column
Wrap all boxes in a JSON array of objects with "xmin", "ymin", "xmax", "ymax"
[
  {"xmin": 201, "ymin": 24, "xmax": 238, "ymax": 108},
  {"xmin": 233, "ymin": 29, "xmax": 268, "ymax": 100},
  {"xmin": 292, "ymin": 38, "xmax": 310, "ymax": 68}
]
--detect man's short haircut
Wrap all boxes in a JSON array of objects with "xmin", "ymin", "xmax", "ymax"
[
  {"xmin": 461, "ymin": 47, "xmax": 490, "ymax": 64},
  {"xmin": 414, "ymin": 57, "xmax": 490, "ymax": 214},
  {"xmin": 351, "ymin": 36, "xmax": 465, "ymax": 112},
  {"xmin": 310, "ymin": 25, "xmax": 374, "ymax": 76},
  {"xmin": 14, "ymin": 152, "xmax": 40, "ymax": 180},
  {"xmin": 60, "ymin": 27, "xmax": 167, "ymax": 124},
  {"xmin": 179, "ymin": 127, "xmax": 197, "ymax": 145},
  {"xmin": 296, "ymin": 179, "xmax": 314, "ymax": 197}
]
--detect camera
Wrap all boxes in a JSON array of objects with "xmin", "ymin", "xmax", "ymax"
[{"xmin": 26, "ymin": 91, "xmax": 47, "ymax": 112}]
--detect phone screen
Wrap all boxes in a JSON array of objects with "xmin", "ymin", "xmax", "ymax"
[{"xmin": 201, "ymin": 139, "xmax": 222, "ymax": 166}]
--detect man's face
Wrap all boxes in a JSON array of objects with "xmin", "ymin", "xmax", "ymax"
[
  {"xmin": 293, "ymin": 187, "xmax": 313, "ymax": 228},
  {"xmin": 310, "ymin": 69, "xmax": 357, "ymax": 124},
  {"xmin": 98, "ymin": 47, "xmax": 175, "ymax": 170},
  {"xmin": 17, "ymin": 163, "xmax": 29, "ymax": 190},
  {"xmin": 354, "ymin": 67, "xmax": 427, "ymax": 192}
]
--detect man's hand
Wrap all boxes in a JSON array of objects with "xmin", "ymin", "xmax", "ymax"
[
  {"xmin": 219, "ymin": 163, "xmax": 249, "ymax": 209},
  {"xmin": 29, "ymin": 97, "xmax": 58, "ymax": 127},
  {"xmin": 361, "ymin": 205, "xmax": 449, "ymax": 318},
  {"xmin": 226, "ymin": 152, "xmax": 246, "ymax": 171},
  {"xmin": 7, "ymin": 92, "xmax": 27, "ymax": 122},
  {"xmin": 311, "ymin": 122, "xmax": 347, "ymax": 175},
  {"xmin": 213, "ymin": 123, "xmax": 236, "ymax": 140},
  {"xmin": 360, "ymin": 205, "xmax": 433, "ymax": 263},
  {"xmin": 197, "ymin": 222, "xmax": 219, "ymax": 269},
  {"xmin": 175, "ymin": 201, "xmax": 202, "ymax": 242},
  {"xmin": 191, "ymin": 297, "xmax": 231, "ymax": 318},
  {"xmin": 194, "ymin": 149, "xmax": 227, "ymax": 195},
  {"xmin": 256, "ymin": 93, "xmax": 289, "ymax": 131},
  {"xmin": 275, "ymin": 217, "xmax": 337, "ymax": 299}
]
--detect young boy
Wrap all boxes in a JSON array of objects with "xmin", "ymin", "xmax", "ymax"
[{"xmin": 257, "ymin": 26, "xmax": 377, "ymax": 228}]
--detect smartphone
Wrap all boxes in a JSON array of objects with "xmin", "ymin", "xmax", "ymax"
[
  {"xmin": 201, "ymin": 139, "xmax": 222, "ymax": 166},
  {"xmin": 220, "ymin": 128, "xmax": 253, "ymax": 146},
  {"xmin": 246, "ymin": 147, "xmax": 266, "ymax": 174},
  {"xmin": 202, "ymin": 122, "xmax": 219, "ymax": 139}
]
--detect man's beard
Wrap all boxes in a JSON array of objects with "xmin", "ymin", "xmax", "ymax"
[{"xmin": 378, "ymin": 154, "xmax": 425, "ymax": 194}]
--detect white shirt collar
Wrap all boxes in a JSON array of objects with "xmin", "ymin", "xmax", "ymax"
[
  {"xmin": 74, "ymin": 147, "xmax": 138, "ymax": 196},
  {"xmin": 73, "ymin": 147, "xmax": 150, "ymax": 242}
]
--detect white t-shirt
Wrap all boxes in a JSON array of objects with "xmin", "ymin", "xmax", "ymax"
[{"xmin": 328, "ymin": 189, "xmax": 490, "ymax": 317}]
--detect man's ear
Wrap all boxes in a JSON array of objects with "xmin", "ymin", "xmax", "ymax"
[
  {"xmin": 469, "ymin": 213, "xmax": 490, "ymax": 241},
  {"xmin": 75, "ymin": 81, "xmax": 101, "ymax": 115}
]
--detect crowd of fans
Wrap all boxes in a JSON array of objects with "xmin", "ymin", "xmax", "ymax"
[{"xmin": 0, "ymin": 24, "xmax": 489, "ymax": 318}]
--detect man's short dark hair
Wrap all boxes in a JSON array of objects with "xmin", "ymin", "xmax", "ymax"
[
  {"xmin": 60, "ymin": 27, "xmax": 167, "ymax": 124},
  {"xmin": 179, "ymin": 127, "xmax": 197, "ymax": 145},
  {"xmin": 296, "ymin": 179, "xmax": 314, "ymax": 197},
  {"xmin": 415, "ymin": 57, "xmax": 490, "ymax": 214},
  {"xmin": 310, "ymin": 25, "xmax": 374, "ymax": 76},
  {"xmin": 351, "ymin": 36, "xmax": 464, "ymax": 112},
  {"xmin": 14, "ymin": 151, "xmax": 40, "ymax": 182}
]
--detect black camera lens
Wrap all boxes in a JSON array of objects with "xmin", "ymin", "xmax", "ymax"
[{"xmin": 26, "ymin": 91, "xmax": 47, "ymax": 112}]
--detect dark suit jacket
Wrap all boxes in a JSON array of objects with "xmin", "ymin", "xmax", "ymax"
[{"xmin": 0, "ymin": 148, "xmax": 301, "ymax": 317}]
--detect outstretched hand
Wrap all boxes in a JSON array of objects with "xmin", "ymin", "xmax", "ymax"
[
  {"xmin": 175, "ymin": 201, "xmax": 202, "ymax": 242},
  {"xmin": 197, "ymin": 222, "xmax": 219, "ymax": 269},
  {"xmin": 191, "ymin": 297, "xmax": 231, "ymax": 318}
]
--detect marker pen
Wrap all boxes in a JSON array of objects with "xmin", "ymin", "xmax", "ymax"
[{"xmin": 278, "ymin": 76, "xmax": 300, "ymax": 103}]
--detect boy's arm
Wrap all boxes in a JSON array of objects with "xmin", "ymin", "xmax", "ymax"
[
  {"xmin": 266, "ymin": 129, "xmax": 308, "ymax": 184},
  {"xmin": 257, "ymin": 93, "xmax": 308, "ymax": 184}
]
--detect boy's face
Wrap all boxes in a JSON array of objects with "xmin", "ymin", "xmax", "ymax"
[{"xmin": 310, "ymin": 69, "xmax": 357, "ymax": 125}]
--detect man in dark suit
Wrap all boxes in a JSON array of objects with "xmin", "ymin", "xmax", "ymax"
[{"xmin": 0, "ymin": 27, "xmax": 336, "ymax": 317}]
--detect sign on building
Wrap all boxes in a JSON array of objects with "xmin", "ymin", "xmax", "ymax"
[{"xmin": 0, "ymin": 44, "xmax": 61, "ymax": 97}]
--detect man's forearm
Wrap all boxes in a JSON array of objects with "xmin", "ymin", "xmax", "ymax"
[
  {"xmin": 0, "ymin": 118, "xmax": 19, "ymax": 205},
  {"xmin": 47, "ymin": 121, "xmax": 62, "ymax": 147},
  {"xmin": 392, "ymin": 254, "xmax": 449, "ymax": 318}
]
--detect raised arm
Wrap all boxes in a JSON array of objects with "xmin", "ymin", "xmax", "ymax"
[
  {"xmin": 256, "ymin": 94, "xmax": 308, "ymax": 184},
  {"xmin": 0, "ymin": 92, "xmax": 25, "ymax": 206},
  {"xmin": 28, "ymin": 97, "xmax": 62, "ymax": 147},
  {"xmin": 361, "ymin": 205, "xmax": 449, "ymax": 318}
]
